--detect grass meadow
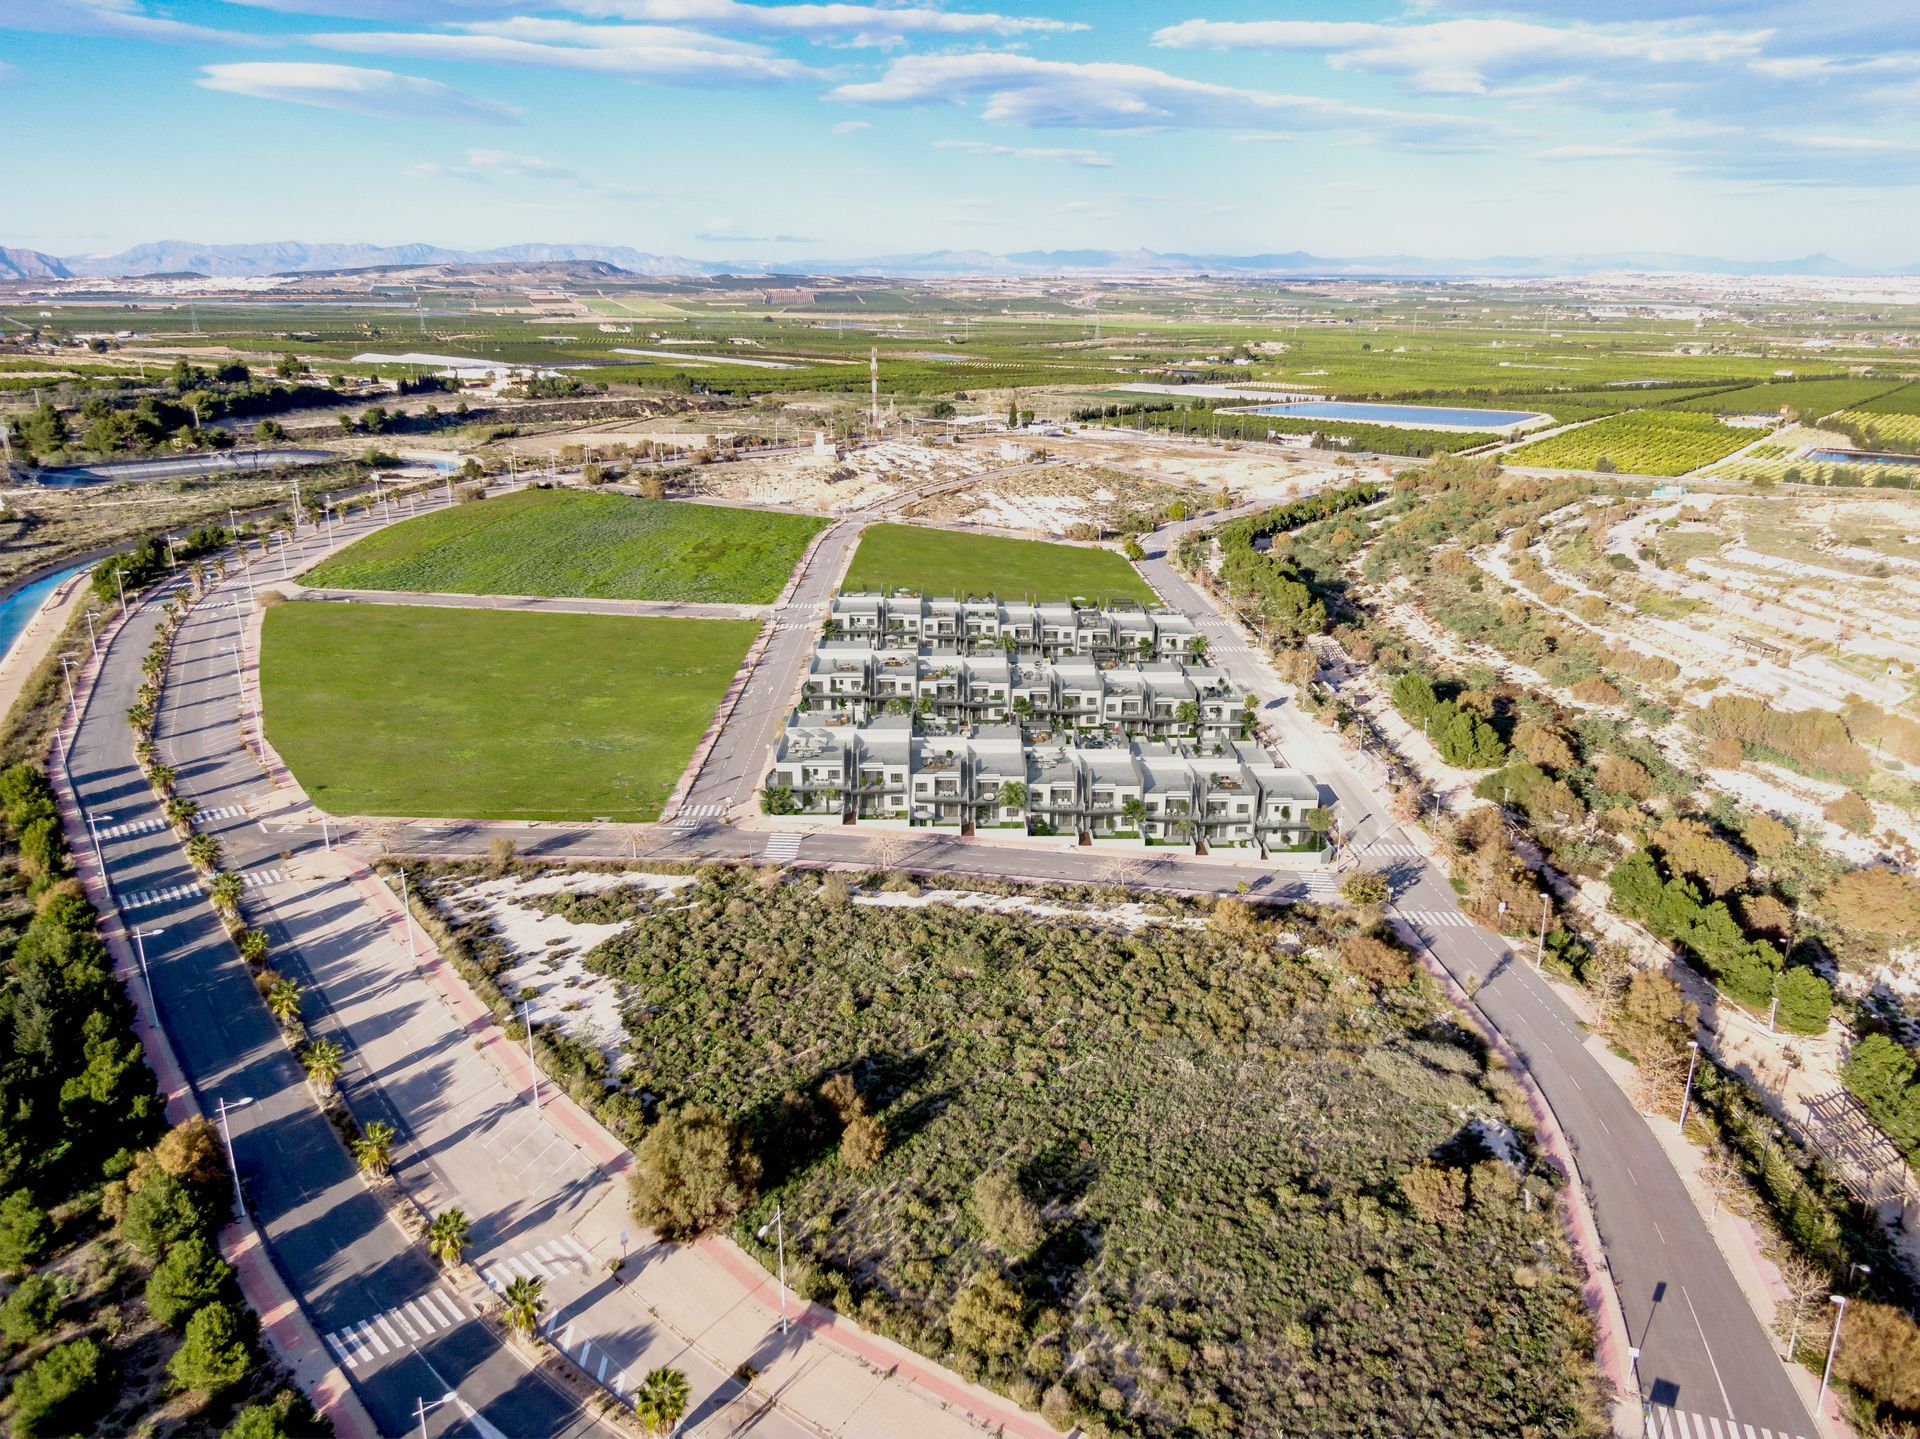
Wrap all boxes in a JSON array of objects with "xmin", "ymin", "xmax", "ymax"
[
  {"xmin": 261, "ymin": 604, "xmax": 755, "ymax": 820},
  {"xmin": 840, "ymin": 523, "xmax": 1158, "ymax": 604},
  {"xmin": 303, "ymin": 488, "xmax": 825, "ymax": 604}
]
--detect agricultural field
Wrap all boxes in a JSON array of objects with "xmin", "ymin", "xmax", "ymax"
[
  {"xmin": 537, "ymin": 868, "xmax": 1605, "ymax": 1438},
  {"xmin": 839, "ymin": 522, "xmax": 1157, "ymax": 604},
  {"xmin": 260, "ymin": 604, "xmax": 755, "ymax": 820},
  {"xmin": 1658, "ymin": 376, "xmax": 1905, "ymax": 419},
  {"xmin": 1504, "ymin": 410, "xmax": 1754, "ymax": 476},
  {"xmin": 1850, "ymin": 380, "xmax": 1920, "ymax": 414},
  {"xmin": 302, "ymin": 488, "xmax": 825, "ymax": 603},
  {"xmin": 1827, "ymin": 408, "xmax": 1920, "ymax": 452}
]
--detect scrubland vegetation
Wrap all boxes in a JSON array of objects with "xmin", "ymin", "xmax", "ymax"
[{"xmin": 419, "ymin": 863, "xmax": 1604, "ymax": 1439}]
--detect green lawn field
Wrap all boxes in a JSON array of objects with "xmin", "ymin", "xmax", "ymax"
[
  {"xmin": 261, "ymin": 604, "xmax": 756, "ymax": 820},
  {"xmin": 840, "ymin": 523, "xmax": 1157, "ymax": 603},
  {"xmin": 303, "ymin": 488, "xmax": 825, "ymax": 603}
]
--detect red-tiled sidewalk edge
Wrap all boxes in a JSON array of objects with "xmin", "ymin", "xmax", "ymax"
[
  {"xmin": 1391, "ymin": 917, "xmax": 1642, "ymax": 1439},
  {"xmin": 49, "ymin": 597, "xmax": 378, "ymax": 1439},
  {"xmin": 350, "ymin": 860, "xmax": 1064, "ymax": 1439}
]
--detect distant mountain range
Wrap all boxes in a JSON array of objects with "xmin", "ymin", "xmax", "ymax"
[{"xmin": 2, "ymin": 239, "xmax": 1914, "ymax": 282}]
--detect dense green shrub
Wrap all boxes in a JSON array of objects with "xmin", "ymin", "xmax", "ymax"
[
  {"xmin": 1607, "ymin": 851, "xmax": 1781, "ymax": 1007},
  {"xmin": 168, "ymin": 1301, "xmax": 252, "ymax": 1395},
  {"xmin": 10, "ymin": 1337, "xmax": 111, "ymax": 1437},
  {"xmin": 1842, "ymin": 1034, "xmax": 1920, "ymax": 1159},
  {"xmin": 145, "ymin": 1231, "xmax": 234, "ymax": 1329},
  {"xmin": 0, "ymin": 1273, "xmax": 59, "ymax": 1347},
  {"xmin": 1772, "ymin": 967, "xmax": 1832, "ymax": 1036}
]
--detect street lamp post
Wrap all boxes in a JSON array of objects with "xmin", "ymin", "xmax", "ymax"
[
  {"xmin": 114, "ymin": 566, "xmax": 127, "ymax": 615},
  {"xmin": 1534, "ymin": 892, "xmax": 1550, "ymax": 973},
  {"xmin": 1678, "ymin": 1040, "xmax": 1701, "ymax": 1132},
  {"xmin": 84, "ymin": 808, "xmax": 108, "ymax": 878},
  {"xmin": 415, "ymin": 1391, "xmax": 457, "ymax": 1438},
  {"xmin": 757, "ymin": 1204, "xmax": 789, "ymax": 1334},
  {"xmin": 215, "ymin": 1096, "xmax": 254, "ymax": 1218},
  {"xmin": 1816, "ymin": 1294, "xmax": 1848, "ymax": 1413},
  {"xmin": 522, "ymin": 1000, "xmax": 539, "ymax": 1111},
  {"xmin": 130, "ymin": 925, "xmax": 158, "ymax": 1021},
  {"xmin": 84, "ymin": 606, "xmax": 98, "ymax": 654},
  {"xmin": 58, "ymin": 653, "xmax": 77, "ymax": 719},
  {"xmin": 393, "ymin": 870, "xmax": 417, "ymax": 965}
]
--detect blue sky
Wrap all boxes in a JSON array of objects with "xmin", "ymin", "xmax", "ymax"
[{"xmin": 3, "ymin": 0, "xmax": 1918, "ymax": 264}]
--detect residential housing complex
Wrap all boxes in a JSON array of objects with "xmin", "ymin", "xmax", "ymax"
[
  {"xmin": 767, "ymin": 596, "xmax": 1326, "ymax": 856},
  {"xmin": 828, "ymin": 593, "xmax": 1203, "ymax": 660}
]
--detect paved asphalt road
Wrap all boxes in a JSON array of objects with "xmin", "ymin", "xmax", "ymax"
[
  {"xmin": 73, "ymin": 451, "xmax": 1819, "ymax": 1437},
  {"xmin": 34, "ymin": 447, "xmax": 339, "ymax": 486},
  {"xmin": 69, "ymin": 525, "xmax": 600, "ymax": 1437}
]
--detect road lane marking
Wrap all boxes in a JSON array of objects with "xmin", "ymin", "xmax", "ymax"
[{"xmin": 1681, "ymin": 1284, "xmax": 1738, "ymax": 1421}]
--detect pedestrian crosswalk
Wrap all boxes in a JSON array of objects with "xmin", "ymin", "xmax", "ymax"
[
  {"xmin": 1646, "ymin": 1407, "xmax": 1809, "ymax": 1439},
  {"xmin": 764, "ymin": 832, "xmax": 803, "ymax": 863},
  {"xmin": 1403, "ymin": 908, "xmax": 1475, "ymax": 930},
  {"xmin": 96, "ymin": 816, "xmax": 165, "ymax": 840},
  {"xmin": 1362, "ymin": 842, "xmax": 1423, "ymax": 860},
  {"xmin": 198, "ymin": 803, "xmax": 249, "ymax": 822},
  {"xmin": 122, "ymin": 868, "xmax": 286, "ymax": 911},
  {"xmin": 321, "ymin": 1288, "xmax": 470, "ymax": 1370},
  {"xmin": 1293, "ymin": 870, "xmax": 1340, "ymax": 894},
  {"xmin": 478, "ymin": 1234, "xmax": 596, "ymax": 1293},
  {"xmin": 671, "ymin": 802, "xmax": 726, "ymax": 827}
]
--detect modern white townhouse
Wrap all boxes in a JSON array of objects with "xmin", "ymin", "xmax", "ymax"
[
  {"xmin": 765, "ymin": 719, "xmax": 1322, "ymax": 854},
  {"xmin": 827, "ymin": 593, "xmax": 1202, "ymax": 663},
  {"xmin": 801, "ymin": 644, "xmax": 1252, "ymax": 743}
]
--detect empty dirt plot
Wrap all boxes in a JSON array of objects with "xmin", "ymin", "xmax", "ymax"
[{"xmin": 899, "ymin": 462, "xmax": 1192, "ymax": 536}]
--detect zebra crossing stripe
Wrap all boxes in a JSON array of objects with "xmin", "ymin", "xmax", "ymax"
[
  {"xmin": 355, "ymin": 1321, "xmax": 389, "ymax": 1357},
  {"xmin": 764, "ymin": 833, "xmax": 803, "ymax": 862},
  {"xmin": 321, "ymin": 1288, "xmax": 468, "ymax": 1369},
  {"xmin": 1645, "ymin": 1410, "xmax": 1804, "ymax": 1439},
  {"xmin": 324, "ymin": 1333, "xmax": 358, "ymax": 1367}
]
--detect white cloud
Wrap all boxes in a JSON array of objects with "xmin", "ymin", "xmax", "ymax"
[
  {"xmin": 197, "ymin": 62, "xmax": 520, "ymax": 122},
  {"xmin": 310, "ymin": 18, "xmax": 820, "ymax": 84},
  {"xmin": 830, "ymin": 52, "xmax": 1493, "ymax": 148},
  {"xmin": 1534, "ymin": 143, "xmax": 1655, "ymax": 159},
  {"xmin": 571, "ymin": 0, "xmax": 1083, "ymax": 44},
  {"xmin": 831, "ymin": 119, "xmax": 872, "ymax": 134},
  {"xmin": 2, "ymin": 0, "xmax": 260, "ymax": 45},
  {"xmin": 934, "ymin": 139, "xmax": 1112, "ymax": 167},
  {"xmin": 1152, "ymin": 17, "xmax": 1769, "ymax": 96},
  {"xmin": 412, "ymin": 148, "xmax": 609, "ymax": 185}
]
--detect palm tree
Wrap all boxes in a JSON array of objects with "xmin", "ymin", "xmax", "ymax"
[
  {"xmin": 164, "ymin": 796, "xmax": 199, "ymax": 828},
  {"xmin": 135, "ymin": 738, "xmax": 157, "ymax": 767},
  {"xmin": 147, "ymin": 761, "xmax": 176, "ymax": 797},
  {"xmin": 427, "ymin": 1208, "xmax": 471, "ymax": 1267},
  {"xmin": 353, "ymin": 1121, "xmax": 395, "ymax": 1177},
  {"xmin": 208, "ymin": 870, "xmax": 244, "ymax": 915},
  {"xmin": 502, "ymin": 1274, "xmax": 544, "ymax": 1337},
  {"xmin": 302, "ymin": 1038, "xmax": 344, "ymax": 1096},
  {"xmin": 186, "ymin": 834, "xmax": 222, "ymax": 871},
  {"xmin": 237, "ymin": 928, "xmax": 270, "ymax": 966},
  {"xmin": 266, "ymin": 977, "xmax": 302, "ymax": 1026},
  {"xmin": 631, "ymin": 1367, "xmax": 691, "ymax": 1436}
]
